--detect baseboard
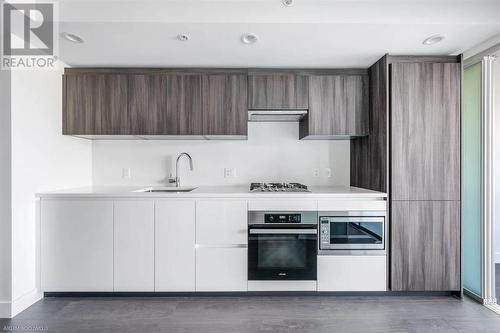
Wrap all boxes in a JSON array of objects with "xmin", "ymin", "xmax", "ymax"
[
  {"xmin": 0, "ymin": 301, "xmax": 11, "ymax": 319},
  {"xmin": 44, "ymin": 290, "xmax": 457, "ymax": 297},
  {"xmin": 11, "ymin": 289, "xmax": 43, "ymax": 318},
  {"xmin": 485, "ymin": 303, "xmax": 500, "ymax": 314}
]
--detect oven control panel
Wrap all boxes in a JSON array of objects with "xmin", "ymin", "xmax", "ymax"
[{"xmin": 264, "ymin": 213, "xmax": 301, "ymax": 223}]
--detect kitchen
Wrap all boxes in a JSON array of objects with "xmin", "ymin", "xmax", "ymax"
[{"xmin": 1, "ymin": 0, "xmax": 500, "ymax": 332}]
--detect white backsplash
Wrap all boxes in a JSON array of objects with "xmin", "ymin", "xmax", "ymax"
[{"xmin": 92, "ymin": 122, "xmax": 350, "ymax": 187}]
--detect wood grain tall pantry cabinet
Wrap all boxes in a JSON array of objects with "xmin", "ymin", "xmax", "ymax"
[{"xmin": 351, "ymin": 55, "xmax": 462, "ymax": 292}]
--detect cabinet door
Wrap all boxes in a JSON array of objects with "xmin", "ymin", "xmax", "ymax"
[
  {"xmin": 305, "ymin": 75, "xmax": 368, "ymax": 137},
  {"xmin": 155, "ymin": 200, "xmax": 196, "ymax": 291},
  {"xmin": 196, "ymin": 200, "xmax": 247, "ymax": 245},
  {"xmin": 113, "ymin": 200, "xmax": 154, "ymax": 291},
  {"xmin": 162, "ymin": 74, "xmax": 203, "ymax": 135},
  {"xmin": 64, "ymin": 74, "xmax": 128, "ymax": 135},
  {"xmin": 248, "ymin": 73, "xmax": 308, "ymax": 109},
  {"xmin": 41, "ymin": 200, "xmax": 113, "ymax": 291},
  {"xmin": 196, "ymin": 248, "xmax": 247, "ymax": 291},
  {"xmin": 127, "ymin": 75, "xmax": 161, "ymax": 135},
  {"xmin": 128, "ymin": 74, "xmax": 203, "ymax": 135},
  {"xmin": 391, "ymin": 62, "xmax": 460, "ymax": 200},
  {"xmin": 202, "ymin": 74, "xmax": 247, "ymax": 136},
  {"xmin": 391, "ymin": 201, "xmax": 460, "ymax": 291}
]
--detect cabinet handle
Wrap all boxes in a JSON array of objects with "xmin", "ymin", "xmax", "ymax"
[{"xmin": 195, "ymin": 244, "xmax": 247, "ymax": 248}]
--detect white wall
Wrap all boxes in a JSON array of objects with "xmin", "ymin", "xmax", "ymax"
[
  {"xmin": 92, "ymin": 122, "xmax": 350, "ymax": 187},
  {"xmin": 8, "ymin": 63, "xmax": 92, "ymax": 316},
  {"xmin": 0, "ymin": 68, "xmax": 12, "ymax": 318}
]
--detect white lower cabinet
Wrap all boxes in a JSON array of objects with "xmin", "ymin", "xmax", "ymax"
[
  {"xmin": 196, "ymin": 200, "xmax": 247, "ymax": 245},
  {"xmin": 41, "ymin": 199, "xmax": 114, "ymax": 291},
  {"xmin": 113, "ymin": 200, "xmax": 155, "ymax": 291},
  {"xmin": 41, "ymin": 196, "xmax": 388, "ymax": 294},
  {"xmin": 155, "ymin": 200, "xmax": 196, "ymax": 291},
  {"xmin": 317, "ymin": 255, "xmax": 387, "ymax": 291},
  {"xmin": 196, "ymin": 247, "xmax": 247, "ymax": 291}
]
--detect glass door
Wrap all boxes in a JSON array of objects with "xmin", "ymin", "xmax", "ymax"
[
  {"xmin": 493, "ymin": 57, "xmax": 500, "ymax": 305},
  {"xmin": 463, "ymin": 62, "xmax": 483, "ymax": 297}
]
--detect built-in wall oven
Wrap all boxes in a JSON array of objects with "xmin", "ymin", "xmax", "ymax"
[
  {"xmin": 318, "ymin": 211, "xmax": 386, "ymax": 255},
  {"xmin": 248, "ymin": 211, "xmax": 317, "ymax": 283}
]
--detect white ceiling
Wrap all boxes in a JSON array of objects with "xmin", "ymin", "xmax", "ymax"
[{"xmin": 56, "ymin": 0, "xmax": 500, "ymax": 68}]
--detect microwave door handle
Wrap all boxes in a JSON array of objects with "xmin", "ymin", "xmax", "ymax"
[{"xmin": 249, "ymin": 229, "xmax": 317, "ymax": 235}]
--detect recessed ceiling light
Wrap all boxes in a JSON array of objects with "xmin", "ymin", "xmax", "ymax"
[
  {"xmin": 282, "ymin": 0, "xmax": 294, "ymax": 6},
  {"xmin": 177, "ymin": 34, "xmax": 190, "ymax": 42},
  {"xmin": 61, "ymin": 32, "xmax": 84, "ymax": 44},
  {"xmin": 241, "ymin": 33, "xmax": 258, "ymax": 45},
  {"xmin": 422, "ymin": 34, "xmax": 446, "ymax": 45}
]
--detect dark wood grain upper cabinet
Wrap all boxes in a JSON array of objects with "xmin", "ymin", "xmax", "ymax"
[
  {"xmin": 127, "ymin": 75, "xmax": 159, "ymax": 135},
  {"xmin": 127, "ymin": 74, "xmax": 202, "ymax": 135},
  {"xmin": 248, "ymin": 73, "xmax": 308, "ymax": 109},
  {"xmin": 64, "ymin": 74, "xmax": 128, "ymax": 135},
  {"xmin": 202, "ymin": 74, "xmax": 247, "ymax": 136},
  {"xmin": 391, "ymin": 201, "xmax": 460, "ymax": 291},
  {"xmin": 300, "ymin": 75, "xmax": 368, "ymax": 138},
  {"xmin": 390, "ymin": 62, "xmax": 460, "ymax": 201},
  {"xmin": 163, "ymin": 74, "xmax": 203, "ymax": 135}
]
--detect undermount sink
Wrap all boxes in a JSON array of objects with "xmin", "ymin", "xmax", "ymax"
[{"xmin": 134, "ymin": 186, "xmax": 198, "ymax": 193}]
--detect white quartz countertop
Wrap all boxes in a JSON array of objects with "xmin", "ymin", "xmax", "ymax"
[{"xmin": 36, "ymin": 185, "xmax": 387, "ymax": 199}]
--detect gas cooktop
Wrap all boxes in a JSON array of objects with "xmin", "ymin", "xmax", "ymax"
[{"xmin": 249, "ymin": 182, "xmax": 310, "ymax": 193}]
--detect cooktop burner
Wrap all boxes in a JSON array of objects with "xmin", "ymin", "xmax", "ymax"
[{"xmin": 250, "ymin": 182, "xmax": 310, "ymax": 193}]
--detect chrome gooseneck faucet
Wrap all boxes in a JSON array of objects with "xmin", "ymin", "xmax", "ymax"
[{"xmin": 169, "ymin": 152, "xmax": 194, "ymax": 187}]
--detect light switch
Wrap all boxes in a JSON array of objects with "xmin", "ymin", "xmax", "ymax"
[{"xmin": 122, "ymin": 167, "xmax": 131, "ymax": 179}]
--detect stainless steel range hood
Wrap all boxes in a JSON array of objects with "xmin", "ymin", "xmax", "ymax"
[{"xmin": 248, "ymin": 110, "xmax": 308, "ymax": 122}]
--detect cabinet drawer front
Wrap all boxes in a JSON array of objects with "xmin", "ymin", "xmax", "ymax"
[
  {"xmin": 317, "ymin": 255, "xmax": 387, "ymax": 291},
  {"xmin": 155, "ymin": 200, "xmax": 196, "ymax": 291},
  {"xmin": 248, "ymin": 199, "xmax": 317, "ymax": 211},
  {"xmin": 196, "ymin": 200, "xmax": 247, "ymax": 245},
  {"xmin": 391, "ymin": 62, "xmax": 460, "ymax": 200},
  {"xmin": 317, "ymin": 199, "xmax": 386, "ymax": 211},
  {"xmin": 196, "ymin": 248, "xmax": 247, "ymax": 291},
  {"xmin": 113, "ymin": 200, "xmax": 154, "ymax": 291},
  {"xmin": 391, "ymin": 201, "xmax": 460, "ymax": 291}
]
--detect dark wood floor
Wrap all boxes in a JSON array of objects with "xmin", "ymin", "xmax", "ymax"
[{"xmin": 1, "ymin": 296, "xmax": 500, "ymax": 333}]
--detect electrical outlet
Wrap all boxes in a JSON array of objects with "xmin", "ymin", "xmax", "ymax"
[
  {"xmin": 122, "ymin": 167, "xmax": 131, "ymax": 179},
  {"xmin": 325, "ymin": 168, "xmax": 332, "ymax": 178},
  {"xmin": 224, "ymin": 168, "xmax": 236, "ymax": 178},
  {"xmin": 313, "ymin": 168, "xmax": 320, "ymax": 177}
]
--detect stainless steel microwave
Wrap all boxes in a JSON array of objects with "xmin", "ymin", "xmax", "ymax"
[{"xmin": 318, "ymin": 211, "xmax": 386, "ymax": 255}]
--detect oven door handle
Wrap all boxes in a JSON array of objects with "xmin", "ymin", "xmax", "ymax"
[{"xmin": 249, "ymin": 229, "xmax": 317, "ymax": 235}]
